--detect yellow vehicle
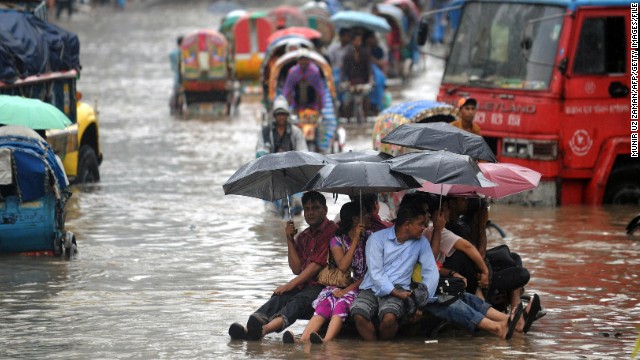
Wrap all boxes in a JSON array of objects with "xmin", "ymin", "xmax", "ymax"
[{"xmin": 47, "ymin": 91, "xmax": 102, "ymax": 183}]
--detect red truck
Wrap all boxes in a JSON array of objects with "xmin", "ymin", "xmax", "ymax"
[{"xmin": 421, "ymin": 0, "xmax": 636, "ymax": 205}]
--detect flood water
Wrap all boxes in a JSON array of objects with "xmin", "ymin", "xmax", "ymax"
[{"xmin": 0, "ymin": 1, "xmax": 639, "ymax": 359}]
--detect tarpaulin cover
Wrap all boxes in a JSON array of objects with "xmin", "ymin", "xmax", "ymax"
[
  {"xmin": 0, "ymin": 134, "xmax": 68, "ymax": 202},
  {"xmin": 12, "ymin": 150, "xmax": 46, "ymax": 202},
  {"xmin": 0, "ymin": 10, "xmax": 80, "ymax": 83}
]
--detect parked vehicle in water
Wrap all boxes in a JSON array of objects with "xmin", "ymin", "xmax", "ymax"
[
  {"xmin": 0, "ymin": 1, "xmax": 102, "ymax": 184},
  {"xmin": 173, "ymin": 29, "xmax": 240, "ymax": 116},
  {"xmin": 260, "ymin": 36, "xmax": 316, "ymax": 107},
  {"xmin": 419, "ymin": 0, "xmax": 635, "ymax": 205},
  {"xmin": 267, "ymin": 49, "xmax": 340, "ymax": 153},
  {"xmin": 0, "ymin": 126, "xmax": 76, "ymax": 256},
  {"xmin": 232, "ymin": 11, "xmax": 275, "ymax": 84}
]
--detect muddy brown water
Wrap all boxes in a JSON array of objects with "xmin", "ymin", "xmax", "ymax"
[{"xmin": 0, "ymin": 2, "xmax": 638, "ymax": 359}]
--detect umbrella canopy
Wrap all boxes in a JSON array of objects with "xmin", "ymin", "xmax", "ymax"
[
  {"xmin": 472, "ymin": 162, "xmax": 541, "ymax": 198},
  {"xmin": 417, "ymin": 163, "xmax": 541, "ymax": 199},
  {"xmin": 267, "ymin": 27, "xmax": 322, "ymax": 44},
  {"xmin": 222, "ymin": 151, "xmax": 335, "ymax": 201},
  {"xmin": 385, "ymin": 150, "xmax": 496, "ymax": 187},
  {"xmin": 372, "ymin": 100, "xmax": 456, "ymax": 156},
  {"xmin": 0, "ymin": 95, "xmax": 72, "ymax": 130},
  {"xmin": 327, "ymin": 149, "xmax": 393, "ymax": 163},
  {"xmin": 381, "ymin": 121, "xmax": 497, "ymax": 162},
  {"xmin": 219, "ymin": 9, "xmax": 247, "ymax": 32},
  {"xmin": 303, "ymin": 161, "xmax": 420, "ymax": 197},
  {"xmin": 331, "ymin": 11, "xmax": 391, "ymax": 33},
  {"xmin": 268, "ymin": 6, "xmax": 308, "ymax": 28}
]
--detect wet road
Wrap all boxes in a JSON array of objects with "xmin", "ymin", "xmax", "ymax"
[{"xmin": 0, "ymin": 1, "xmax": 638, "ymax": 358}]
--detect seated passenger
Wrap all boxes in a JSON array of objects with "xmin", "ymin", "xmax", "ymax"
[
  {"xmin": 353, "ymin": 193, "xmax": 393, "ymax": 232},
  {"xmin": 283, "ymin": 201, "xmax": 370, "ymax": 344},
  {"xmin": 282, "ymin": 50, "xmax": 325, "ymax": 113},
  {"xmin": 228, "ymin": 191, "xmax": 338, "ymax": 341},
  {"xmin": 350, "ymin": 204, "xmax": 526, "ymax": 341}
]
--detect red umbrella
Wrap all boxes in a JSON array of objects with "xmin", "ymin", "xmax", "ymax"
[
  {"xmin": 267, "ymin": 27, "xmax": 322, "ymax": 44},
  {"xmin": 418, "ymin": 163, "xmax": 541, "ymax": 199}
]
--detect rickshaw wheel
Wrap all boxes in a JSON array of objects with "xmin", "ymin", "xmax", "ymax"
[
  {"xmin": 76, "ymin": 145, "xmax": 100, "ymax": 184},
  {"xmin": 64, "ymin": 232, "xmax": 78, "ymax": 259},
  {"xmin": 53, "ymin": 235, "xmax": 63, "ymax": 256}
]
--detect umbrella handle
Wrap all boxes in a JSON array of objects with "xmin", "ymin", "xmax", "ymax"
[{"xmin": 287, "ymin": 192, "xmax": 292, "ymax": 220}]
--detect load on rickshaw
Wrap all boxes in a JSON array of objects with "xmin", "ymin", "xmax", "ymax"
[
  {"xmin": 266, "ymin": 48, "xmax": 341, "ymax": 154},
  {"xmin": 0, "ymin": 1, "xmax": 103, "ymax": 184},
  {"xmin": 0, "ymin": 125, "xmax": 76, "ymax": 256},
  {"xmin": 173, "ymin": 29, "xmax": 239, "ymax": 116}
]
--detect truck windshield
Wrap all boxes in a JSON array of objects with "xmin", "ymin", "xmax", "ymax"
[{"xmin": 443, "ymin": 2, "xmax": 564, "ymax": 90}]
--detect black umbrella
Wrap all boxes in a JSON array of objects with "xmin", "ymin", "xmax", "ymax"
[
  {"xmin": 380, "ymin": 122, "xmax": 497, "ymax": 162},
  {"xmin": 385, "ymin": 150, "xmax": 495, "ymax": 187},
  {"xmin": 303, "ymin": 161, "xmax": 421, "ymax": 223},
  {"xmin": 303, "ymin": 161, "xmax": 420, "ymax": 196},
  {"xmin": 222, "ymin": 151, "xmax": 335, "ymax": 217},
  {"xmin": 386, "ymin": 150, "xmax": 496, "ymax": 210},
  {"xmin": 326, "ymin": 149, "xmax": 393, "ymax": 163}
]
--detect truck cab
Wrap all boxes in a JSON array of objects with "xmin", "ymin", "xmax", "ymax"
[{"xmin": 422, "ymin": 0, "xmax": 635, "ymax": 205}]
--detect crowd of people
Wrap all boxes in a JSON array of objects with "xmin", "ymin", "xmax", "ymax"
[{"xmin": 228, "ymin": 190, "xmax": 543, "ymax": 343}]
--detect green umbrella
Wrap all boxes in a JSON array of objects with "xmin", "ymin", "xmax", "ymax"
[{"xmin": 0, "ymin": 95, "xmax": 72, "ymax": 130}]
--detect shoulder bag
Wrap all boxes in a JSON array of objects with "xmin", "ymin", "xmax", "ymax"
[{"xmin": 316, "ymin": 237, "xmax": 353, "ymax": 288}]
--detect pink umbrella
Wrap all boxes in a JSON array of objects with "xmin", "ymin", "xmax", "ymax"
[{"xmin": 418, "ymin": 163, "xmax": 541, "ymax": 199}]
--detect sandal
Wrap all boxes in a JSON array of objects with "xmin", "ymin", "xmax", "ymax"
[
  {"xmin": 228, "ymin": 323, "xmax": 246, "ymax": 340},
  {"xmin": 310, "ymin": 332, "xmax": 324, "ymax": 344},
  {"xmin": 246, "ymin": 314, "xmax": 266, "ymax": 340},
  {"xmin": 282, "ymin": 330, "xmax": 295, "ymax": 344},
  {"xmin": 506, "ymin": 302, "xmax": 523, "ymax": 340},
  {"xmin": 522, "ymin": 293, "xmax": 541, "ymax": 333}
]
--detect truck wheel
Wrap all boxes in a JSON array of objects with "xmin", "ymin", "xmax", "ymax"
[
  {"xmin": 604, "ymin": 166, "xmax": 640, "ymax": 204},
  {"xmin": 76, "ymin": 145, "xmax": 100, "ymax": 183}
]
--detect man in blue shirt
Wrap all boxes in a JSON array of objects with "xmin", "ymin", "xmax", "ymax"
[
  {"xmin": 352, "ymin": 200, "xmax": 525, "ymax": 341},
  {"xmin": 351, "ymin": 205, "xmax": 438, "ymax": 340}
]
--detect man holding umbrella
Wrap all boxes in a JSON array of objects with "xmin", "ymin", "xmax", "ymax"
[
  {"xmin": 228, "ymin": 191, "xmax": 338, "ymax": 341},
  {"xmin": 256, "ymin": 96, "xmax": 308, "ymax": 216},
  {"xmin": 451, "ymin": 97, "xmax": 482, "ymax": 136}
]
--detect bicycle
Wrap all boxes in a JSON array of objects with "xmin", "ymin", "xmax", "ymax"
[{"xmin": 340, "ymin": 82, "xmax": 371, "ymax": 124}]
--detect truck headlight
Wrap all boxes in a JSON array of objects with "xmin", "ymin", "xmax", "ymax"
[{"xmin": 503, "ymin": 138, "xmax": 557, "ymax": 160}]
